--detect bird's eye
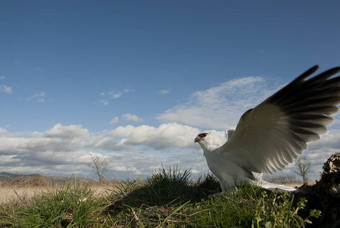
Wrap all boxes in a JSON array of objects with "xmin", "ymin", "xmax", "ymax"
[{"xmin": 199, "ymin": 133, "xmax": 207, "ymax": 138}]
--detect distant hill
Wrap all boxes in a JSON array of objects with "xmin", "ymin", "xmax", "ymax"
[{"xmin": 0, "ymin": 172, "xmax": 39, "ymax": 181}]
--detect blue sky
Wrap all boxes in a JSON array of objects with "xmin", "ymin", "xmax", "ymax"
[{"xmin": 0, "ymin": 1, "xmax": 339, "ymax": 180}]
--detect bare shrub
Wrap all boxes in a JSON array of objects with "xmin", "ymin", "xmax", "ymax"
[
  {"xmin": 88, "ymin": 153, "xmax": 109, "ymax": 183},
  {"xmin": 293, "ymin": 156, "xmax": 311, "ymax": 184}
]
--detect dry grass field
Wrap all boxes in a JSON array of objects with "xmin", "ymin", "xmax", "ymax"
[
  {"xmin": 0, "ymin": 186, "xmax": 53, "ymax": 204},
  {"xmin": 0, "ymin": 168, "xmax": 335, "ymax": 227},
  {"xmin": 0, "ymin": 175, "xmax": 119, "ymax": 204},
  {"xmin": 0, "ymin": 174, "xmax": 307, "ymax": 204},
  {"xmin": 0, "ymin": 185, "xmax": 114, "ymax": 204},
  {"xmin": 1, "ymin": 154, "xmax": 339, "ymax": 227},
  {"xmin": 0, "ymin": 174, "xmax": 305, "ymax": 204}
]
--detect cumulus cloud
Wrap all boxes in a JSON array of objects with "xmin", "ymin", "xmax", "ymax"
[
  {"xmin": 123, "ymin": 113, "xmax": 143, "ymax": 122},
  {"xmin": 87, "ymin": 122, "xmax": 200, "ymax": 151},
  {"xmin": 102, "ymin": 149, "xmax": 208, "ymax": 179},
  {"xmin": 300, "ymin": 129, "xmax": 340, "ymax": 178},
  {"xmin": 0, "ymin": 75, "xmax": 338, "ymax": 180},
  {"xmin": 0, "ymin": 123, "xmax": 205, "ymax": 178},
  {"xmin": 44, "ymin": 123, "xmax": 89, "ymax": 140},
  {"xmin": 85, "ymin": 122, "xmax": 209, "ymax": 178},
  {"xmin": 0, "ymin": 85, "xmax": 12, "ymax": 94},
  {"xmin": 0, "ymin": 128, "xmax": 7, "ymax": 135},
  {"xmin": 110, "ymin": 123, "xmax": 200, "ymax": 149},
  {"xmin": 158, "ymin": 77, "xmax": 277, "ymax": 130},
  {"xmin": 110, "ymin": 113, "xmax": 144, "ymax": 124},
  {"xmin": 0, "ymin": 124, "xmax": 93, "ymax": 176},
  {"xmin": 110, "ymin": 116, "xmax": 119, "ymax": 124},
  {"xmin": 0, "ymin": 119, "xmax": 339, "ymax": 180},
  {"xmin": 0, "ymin": 124, "xmax": 89, "ymax": 156}
]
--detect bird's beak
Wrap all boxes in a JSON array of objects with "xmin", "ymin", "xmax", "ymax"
[{"xmin": 194, "ymin": 136, "xmax": 200, "ymax": 143}]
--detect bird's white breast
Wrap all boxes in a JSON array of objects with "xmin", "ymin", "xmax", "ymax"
[{"xmin": 203, "ymin": 149, "xmax": 250, "ymax": 188}]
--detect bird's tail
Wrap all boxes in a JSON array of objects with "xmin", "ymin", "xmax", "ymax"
[
  {"xmin": 257, "ymin": 180, "xmax": 297, "ymax": 192},
  {"xmin": 251, "ymin": 173, "xmax": 297, "ymax": 192}
]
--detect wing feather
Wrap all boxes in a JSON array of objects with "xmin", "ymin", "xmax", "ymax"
[{"xmin": 220, "ymin": 65, "xmax": 340, "ymax": 174}]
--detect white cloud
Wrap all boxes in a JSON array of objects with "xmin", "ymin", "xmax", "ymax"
[
  {"xmin": 0, "ymin": 75, "xmax": 338, "ymax": 180},
  {"xmin": 100, "ymin": 99, "xmax": 109, "ymax": 106},
  {"xmin": 158, "ymin": 77, "xmax": 276, "ymax": 130},
  {"xmin": 104, "ymin": 149, "xmax": 208, "ymax": 179},
  {"xmin": 0, "ymin": 124, "xmax": 93, "ymax": 176},
  {"xmin": 0, "ymin": 123, "xmax": 206, "ymax": 179},
  {"xmin": 0, "ymin": 124, "xmax": 89, "ymax": 156},
  {"xmin": 300, "ymin": 129, "xmax": 340, "ymax": 178},
  {"xmin": 0, "ymin": 85, "xmax": 12, "ymax": 94},
  {"xmin": 30, "ymin": 92, "xmax": 45, "ymax": 103},
  {"xmin": 44, "ymin": 123, "xmax": 89, "ymax": 140},
  {"xmin": 0, "ymin": 120, "xmax": 339, "ymax": 180},
  {"xmin": 99, "ymin": 89, "xmax": 132, "ymax": 106},
  {"xmin": 110, "ymin": 116, "xmax": 119, "ymax": 124},
  {"xmin": 0, "ymin": 128, "xmax": 7, "ymax": 135},
  {"xmin": 0, "ymin": 76, "xmax": 5, "ymax": 80},
  {"xmin": 123, "ymin": 113, "xmax": 143, "ymax": 122},
  {"xmin": 110, "ymin": 113, "xmax": 144, "ymax": 124},
  {"xmin": 110, "ymin": 122, "xmax": 200, "ymax": 149},
  {"xmin": 86, "ymin": 122, "xmax": 200, "ymax": 151},
  {"xmin": 158, "ymin": 90, "xmax": 170, "ymax": 95},
  {"xmin": 100, "ymin": 89, "xmax": 132, "ymax": 99}
]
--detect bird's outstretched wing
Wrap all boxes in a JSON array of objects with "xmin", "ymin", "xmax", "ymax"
[{"xmin": 220, "ymin": 65, "xmax": 340, "ymax": 174}]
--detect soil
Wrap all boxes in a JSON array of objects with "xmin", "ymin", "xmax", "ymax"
[{"xmin": 297, "ymin": 153, "xmax": 340, "ymax": 228}]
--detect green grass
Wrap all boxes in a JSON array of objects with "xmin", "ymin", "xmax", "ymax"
[
  {"xmin": 0, "ymin": 184, "xmax": 104, "ymax": 227},
  {"xmin": 0, "ymin": 168, "xmax": 320, "ymax": 227}
]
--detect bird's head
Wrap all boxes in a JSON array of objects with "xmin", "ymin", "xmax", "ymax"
[
  {"xmin": 194, "ymin": 132, "xmax": 209, "ymax": 143},
  {"xmin": 194, "ymin": 130, "xmax": 226, "ymax": 152}
]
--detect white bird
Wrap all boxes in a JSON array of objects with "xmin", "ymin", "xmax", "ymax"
[{"xmin": 195, "ymin": 65, "xmax": 340, "ymax": 192}]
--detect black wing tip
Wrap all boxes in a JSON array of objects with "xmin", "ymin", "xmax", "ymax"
[
  {"xmin": 294, "ymin": 65, "xmax": 320, "ymax": 82},
  {"xmin": 308, "ymin": 65, "xmax": 340, "ymax": 70},
  {"xmin": 311, "ymin": 65, "xmax": 319, "ymax": 70},
  {"xmin": 314, "ymin": 65, "xmax": 340, "ymax": 74},
  {"xmin": 297, "ymin": 65, "xmax": 340, "ymax": 82},
  {"xmin": 326, "ymin": 66, "xmax": 340, "ymax": 74},
  {"xmin": 307, "ymin": 65, "xmax": 319, "ymax": 73}
]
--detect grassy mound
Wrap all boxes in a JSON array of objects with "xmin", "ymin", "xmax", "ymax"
[{"xmin": 0, "ymin": 168, "xmax": 320, "ymax": 227}]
